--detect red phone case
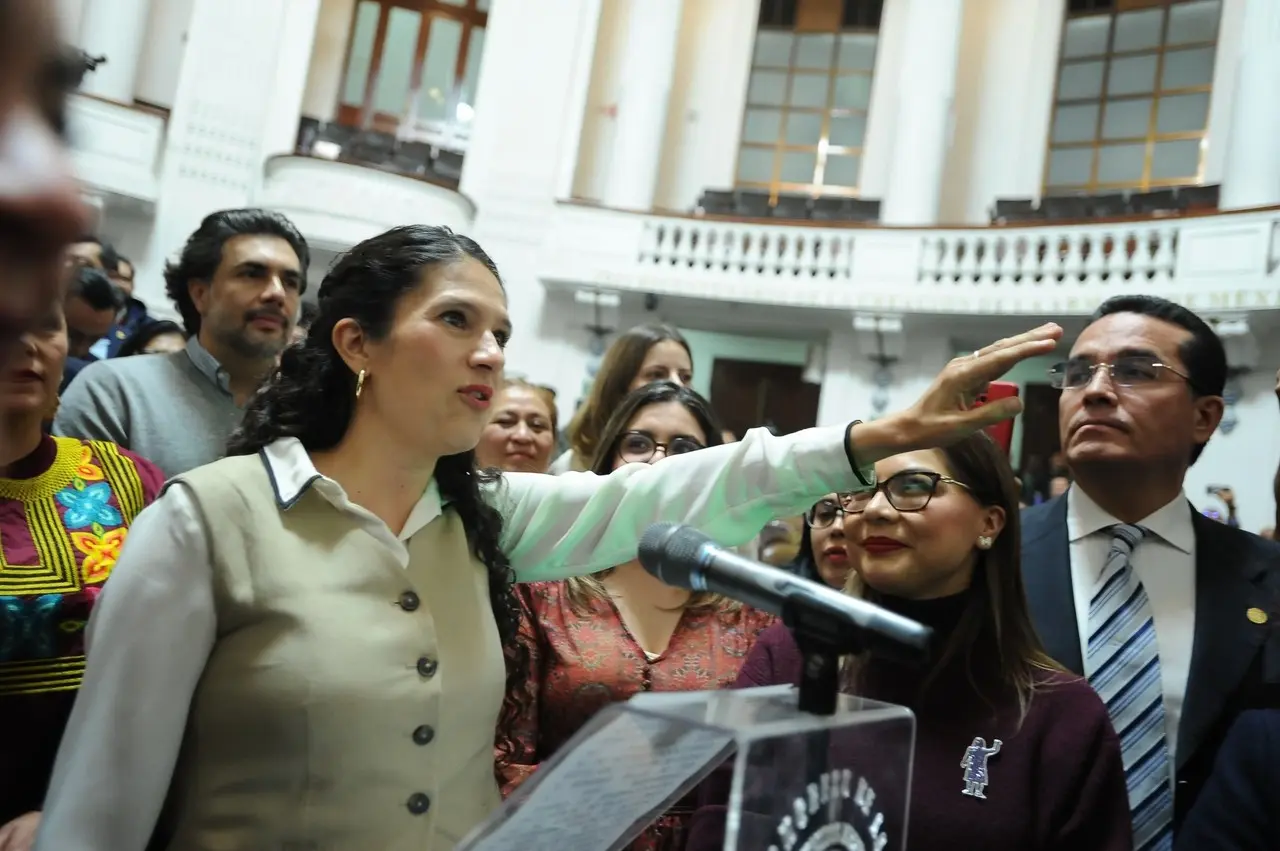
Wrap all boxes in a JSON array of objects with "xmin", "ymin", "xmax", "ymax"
[{"xmin": 974, "ymin": 382, "xmax": 1019, "ymax": 456}]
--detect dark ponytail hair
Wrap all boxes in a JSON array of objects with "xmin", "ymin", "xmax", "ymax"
[{"xmin": 226, "ymin": 224, "xmax": 529, "ymax": 769}]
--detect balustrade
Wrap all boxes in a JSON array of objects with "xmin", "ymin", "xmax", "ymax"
[{"xmin": 539, "ymin": 202, "xmax": 1280, "ymax": 315}]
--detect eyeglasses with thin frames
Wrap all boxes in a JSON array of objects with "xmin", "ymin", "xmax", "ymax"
[
  {"xmin": 1048, "ymin": 355, "xmax": 1196, "ymax": 392},
  {"xmin": 806, "ymin": 472, "xmax": 974, "ymax": 527},
  {"xmin": 616, "ymin": 431, "xmax": 705, "ymax": 464}
]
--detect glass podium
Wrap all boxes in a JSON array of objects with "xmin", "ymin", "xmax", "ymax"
[{"xmin": 458, "ymin": 684, "xmax": 915, "ymax": 851}]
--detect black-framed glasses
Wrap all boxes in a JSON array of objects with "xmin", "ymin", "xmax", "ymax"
[
  {"xmin": 616, "ymin": 431, "xmax": 705, "ymax": 464},
  {"xmin": 806, "ymin": 494, "xmax": 856, "ymax": 529},
  {"xmin": 1048, "ymin": 356, "xmax": 1194, "ymax": 392},
  {"xmin": 841, "ymin": 471, "xmax": 973, "ymax": 515}
]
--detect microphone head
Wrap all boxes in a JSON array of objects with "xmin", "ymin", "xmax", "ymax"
[{"xmin": 638, "ymin": 522, "xmax": 713, "ymax": 589}]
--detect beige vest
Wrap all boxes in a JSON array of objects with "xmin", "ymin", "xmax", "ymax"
[{"xmin": 160, "ymin": 455, "xmax": 504, "ymax": 851}]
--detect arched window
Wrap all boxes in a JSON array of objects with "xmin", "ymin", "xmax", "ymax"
[
  {"xmin": 736, "ymin": 0, "xmax": 883, "ymax": 200},
  {"xmin": 337, "ymin": 0, "xmax": 488, "ymax": 149},
  {"xmin": 1045, "ymin": 0, "xmax": 1221, "ymax": 193}
]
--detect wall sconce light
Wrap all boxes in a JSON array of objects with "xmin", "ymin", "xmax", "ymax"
[{"xmin": 854, "ymin": 314, "xmax": 903, "ymax": 417}]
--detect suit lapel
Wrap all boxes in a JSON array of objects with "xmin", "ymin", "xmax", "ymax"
[
  {"xmin": 1021, "ymin": 497, "xmax": 1084, "ymax": 674},
  {"xmin": 1176, "ymin": 514, "xmax": 1271, "ymax": 768}
]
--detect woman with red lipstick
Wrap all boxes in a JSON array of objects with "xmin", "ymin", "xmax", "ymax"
[
  {"xmin": 791, "ymin": 494, "xmax": 857, "ymax": 588},
  {"xmin": 37, "ymin": 223, "xmax": 1063, "ymax": 851},
  {"xmin": 688, "ymin": 432, "xmax": 1133, "ymax": 851},
  {"xmin": 0, "ymin": 298, "xmax": 163, "ymax": 851},
  {"xmin": 498, "ymin": 382, "xmax": 776, "ymax": 851}
]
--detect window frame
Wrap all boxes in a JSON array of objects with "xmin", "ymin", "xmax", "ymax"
[
  {"xmin": 335, "ymin": 0, "xmax": 488, "ymax": 137},
  {"xmin": 1044, "ymin": 0, "xmax": 1220, "ymax": 194},
  {"xmin": 735, "ymin": 0, "xmax": 883, "ymax": 200}
]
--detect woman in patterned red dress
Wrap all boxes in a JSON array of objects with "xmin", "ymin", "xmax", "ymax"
[
  {"xmin": 0, "ymin": 296, "xmax": 164, "ymax": 850},
  {"xmin": 496, "ymin": 382, "xmax": 776, "ymax": 851}
]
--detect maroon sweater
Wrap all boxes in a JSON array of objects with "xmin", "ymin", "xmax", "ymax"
[{"xmin": 686, "ymin": 594, "xmax": 1133, "ymax": 851}]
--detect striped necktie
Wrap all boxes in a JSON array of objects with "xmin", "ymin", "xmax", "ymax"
[{"xmin": 1085, "ymin": 524, "xmax": 1173, "ymax": 851}]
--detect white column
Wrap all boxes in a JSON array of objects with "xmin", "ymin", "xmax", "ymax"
[
  {"xmin": 601, "ymin": 0, "xmax": 684, "ymax": 210},
  {"xmin": 653, "ymin": 0, "xmax": 758, "ymax": 211},
  {"xmin": 77, "ymin": 0, "xmax": 152, "ymax": 103},
  {"xmin": 133, "ymin": 0, "xmax": 321, "ymax": 316},
  {"xmin": 879, "ymin": 0, "xmax": 964, "ymax": 225},
  {"xmin": 1220, "ymin": 0, "xmax": 1280, "ymax": 209},
  {"xmin": 553, "ymin": 0, "xmax": 604, "ymax": 200}
]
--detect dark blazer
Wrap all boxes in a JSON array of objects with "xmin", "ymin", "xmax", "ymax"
[
  {"xmin": 1021, "ymin": 495, "xmax": 1280, "ymax": 829},
  {"xmin": 1175, "ymin": 709, "xmax": 1280, "ymax": 850}
]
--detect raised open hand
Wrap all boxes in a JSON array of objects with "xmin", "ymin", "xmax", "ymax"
[{"xmin": 853, "ymin": 323, "xmax": 1063, "ymax": 462}]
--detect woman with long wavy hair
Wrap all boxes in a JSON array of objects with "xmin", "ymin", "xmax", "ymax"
[
  {"xmin": 550, "ymin": 322, "xmax": 692, "ymax": 474},
  {"xmin": 498, "ymin": 381, "xmax": 776, "ymax": 851},
  {"xmin": 35, "ymin": 224, "xmax": 1060, "ymax": 851},
  {"xmin": 687, "ymin": 433, "xmax": 1132, "ymax": 851}
]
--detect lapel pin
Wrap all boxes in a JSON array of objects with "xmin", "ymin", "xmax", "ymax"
[
  {"xmin": 1246, "ymin": 607, "xmax": 1268, "ymax": 625},
  {"xmin": 961, "ymin": 737, "xmax": 1002, "ymax": 799}
]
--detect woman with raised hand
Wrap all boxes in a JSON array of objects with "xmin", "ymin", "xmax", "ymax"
[
  {"xmin": 34, "ymin": 223, "xmax": 1059, "ymax": 851},
  {"xmin": 686, "ymin": 432, "xmax": 1132, "ymax": 851}
]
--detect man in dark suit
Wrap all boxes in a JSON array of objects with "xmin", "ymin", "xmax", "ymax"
[
  {"xmin": 1021, "ymin": 295, "xmax": 1280, "ymax": 844},
  {"xmin": 1175, "ymin": 710, "xmax": 1280, "ymax": 850}
]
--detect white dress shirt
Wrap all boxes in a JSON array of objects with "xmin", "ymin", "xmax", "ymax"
[
  {"xmin": 35, "ymin": 424, "xmax": 870, "ymax": 851},
  {"xmin": 1067, "ymin": 485, "xmax": 1197, "ymax": 770}
]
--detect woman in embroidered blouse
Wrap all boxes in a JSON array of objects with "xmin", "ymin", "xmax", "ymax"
[
  {"xmin": 498, "ymin": 381, "xmax": 776, "ymax": 850},
  {"xmin": 686, "ymin": 433, "xmax": 1133, "ymax": 851},
  {"xmin": 0, "ymin": 298, "xmax": 163, "ymax": 851},
  {"xmin": 35, "ymin": 224, "xmax": 1061, "ymax": 851},
  {"xmin": 549, "ymin": 322, "xmax": 693, "ymax": 474}
]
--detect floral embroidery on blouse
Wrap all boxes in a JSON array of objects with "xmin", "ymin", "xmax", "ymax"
[
  {"xmin": 56, "ymin": 481, "xmax": 123, "ymax": 529},
  {"xmin": 0, "ymin": 437, "xmax": 163, "ymax": 695},
  {"xmin": 74, "ymin": 445, "xmax": 105, "ymax": 484},
  {"xmin": 70, "ymin": 527, "xmax": 128, "ymax": 582}
]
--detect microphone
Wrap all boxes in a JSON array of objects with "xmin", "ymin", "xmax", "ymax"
[{"xmin": 638, "ymin": 522, "xmax": 932, "ymax": 663}]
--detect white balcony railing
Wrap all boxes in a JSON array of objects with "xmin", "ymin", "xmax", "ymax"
[
  {"xmin": 539, "ymin": 202, "xmax": 1280, "ymax": 315},
  {"xmin": 257, "ymin": 155, "xmax": 476, "ymax": 252},
  {"xmin": 66, "ymin": 93, "xmax": 166, "ymax": 205}
]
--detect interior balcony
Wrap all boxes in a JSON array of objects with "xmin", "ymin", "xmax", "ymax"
[
  {"xmin": 257, "ymin": 153, "xmax": 476, "ymax": 253},
  {"xmin": 538, "ymin": 200, "xmax": 1280, "ymax": 317},
  {"xmin": 66, "ymin": 93, "xmax": 166, "ymax": 210}
]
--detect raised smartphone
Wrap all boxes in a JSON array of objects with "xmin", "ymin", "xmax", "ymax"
[{"xmin": 972, "ymin": 381, "xmax": 1020, "ymax": 456}]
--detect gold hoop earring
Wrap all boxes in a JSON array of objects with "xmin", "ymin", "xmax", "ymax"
[{"xmin": 355, "ymin": 369, "xmax": 367, "ymax": 398}]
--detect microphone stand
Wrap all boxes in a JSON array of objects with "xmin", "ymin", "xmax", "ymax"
[
  {"xmin": 781, "ymin": 599, "xmax": 865, "ymax": 717},
  {"xmin": 781, "ymin": 599, "xmax": 869, "ymax": 838}
]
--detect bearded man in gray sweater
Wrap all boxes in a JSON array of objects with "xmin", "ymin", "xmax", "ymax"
[{"xmin": 55, "ymin": 209, "xmax": 309, "ymax": 476}]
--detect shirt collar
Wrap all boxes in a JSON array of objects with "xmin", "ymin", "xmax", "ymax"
[
  {"xmin": 184, "ymin": 336, "xmax": 233, "ymax": 396},
  {"xmin": 1066, "ymin": 484, "xmax": 1194, "ymax": 554},
  {"xmin": 258, "ymin": 437, "xmax": 446, "ymax": 541}
]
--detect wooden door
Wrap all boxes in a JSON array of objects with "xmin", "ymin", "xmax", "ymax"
[{"xmin": 709, "ymin": 360, "xmax": 821, "ymax": 439}]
